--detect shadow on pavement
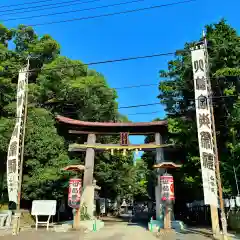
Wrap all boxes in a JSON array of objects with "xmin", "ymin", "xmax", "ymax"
[
  {"xmin": 127, "ymin": 221, "xmax": 148, "ymax": 230},
  {"xmin": 181, "ymin": 228, "xmax": 213, "ymax": 238},
  {"xmin": 101, "ymin": 215, "xmax": 149, "ymax": 230}
]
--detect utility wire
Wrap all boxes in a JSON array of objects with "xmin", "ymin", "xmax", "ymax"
[
  {"xmin": 115, "ymin": 83, "xmax": 158, "ymax": 90},
  {"xmin": 2, "ymin": 0, "xmax": 145, "ymax": 22},
  {"xmin": 53, "ymin": 95, "xmax": 239, "ymax": 119},
  {"xmin": 0, "ymin": 0, "xmax": 102, "ymax": 16},
  {"xmin": 25, "ymin": 0, "xmax": 195, "ymax": 27},
  {"xmin": 119, "ymin": 102, "xmax": 161, "ymax": 109},
  {"xmin": 87, "ymin": 52, "xmax": 176, "ymax": 66},
  {"xmin": 127, "ymin": 111, "xmax": 161, "ymax": 115},
  {"xmin": 4, "ymin": 42, "xmax": 239, "ymax": 76},
  {"xmin": 6, "ymin": 51, "xmax": 176, "ymax": 74},
  {"xmin": 7, "ymin": 49, "xmax": 236, "ymax": 75},
  {"xmin": 0, "ymin": 0, "xmax": 57, "ymax": 8},
  {"xmin": 118, "ymin": 95, "xmax": 239, "ymax": 109}
]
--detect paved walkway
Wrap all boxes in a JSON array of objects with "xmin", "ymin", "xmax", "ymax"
[{"xmin": 0, "ymin": 222, "xmax": 213, "ymax": 240}]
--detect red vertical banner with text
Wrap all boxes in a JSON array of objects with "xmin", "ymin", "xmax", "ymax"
[
  {"xmin": 68, "ymin": 178, "xmax": 82, "ymax": 209},
  {"xmin": 160, "ymin": 175, "xmax": 175, "ymax": 202}
]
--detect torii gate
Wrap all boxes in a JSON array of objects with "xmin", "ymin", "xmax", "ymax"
[{"xmin": 56, "ymin": 115, "xmax": 175, "ymax": 228}]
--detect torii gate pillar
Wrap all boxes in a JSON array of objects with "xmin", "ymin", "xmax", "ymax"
[
  {"xmin": 155, "ymin": 132, "xmax": 164, "ymax": 223},
  {"xmin": 81, "ymin": 133, "xmax": 96, "ymax": 218}
]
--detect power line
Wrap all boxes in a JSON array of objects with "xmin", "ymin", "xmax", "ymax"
[
  {"xmin": 115, "ymin": 83, "xmax": 158, "ymax": 90},
  {"xmin": 8, "ymin": 94, "xmax": 238, "ymax": 118},
  {"xmin": 5, "ymin": 43, "xmax": 239, "ymax": 76},
  {"xmin": 6, "ymin": 51, "xmax": 175, "ymax": 74},
  {"xmin": 87, "ymin": 52, "xmax": 176, "ymax": 66},
  {"xmin": 2, "ymin": 0, "xmax": 145, "ymax": 22},
  {"xmin": 0, "ymin": 0, "xmax": 57, "ymax": 8},
  {"xmin": 27, "ymin": 0, "xmax": 196, "ymax": 27},
  {"xmin": 6, "ymin": 43, "xmax": 238, "ymax": 74},
  {"xmin": 118, "ymin": 95, "xmax": 238, "ymax": 109},
  {"xmin": 0, "ymin": 0, "xmax": 102, "ymax": 16},
  {"xmin": 127, "ymin": 110, "xmax": 161, "ymax": 115},
  {"xmin": 119, "ymin": 102, "xmax": 160, "ymax": 109}
]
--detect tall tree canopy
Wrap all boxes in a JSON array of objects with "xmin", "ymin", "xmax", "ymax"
[
  {"xmin": 0, "ymin": 23, "xmax": 146, "ymax": 204},
  {"xmin": 157, "ymin": 19, "xmax": 240, "ymax": 200}
]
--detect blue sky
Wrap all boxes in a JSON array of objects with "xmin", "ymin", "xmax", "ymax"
[{"xmin": 1, "ymin": 0, "xmax": 240, "ymax": 146}]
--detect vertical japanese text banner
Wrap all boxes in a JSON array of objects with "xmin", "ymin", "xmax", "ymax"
[
  {"xmin": 191, "ymin": 46, "xmax": 218, "ymax": 207},
  {"xmin": 7, "ymin": 68, "xmax": 27, "ymax": 205}
]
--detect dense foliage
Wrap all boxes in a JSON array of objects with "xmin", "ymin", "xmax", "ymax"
[
  {"xmin": 156, "ymin": 19, "xmax": 240, "ymax": 201},
  {"xmin": 0, "ymin": 23, "xmax": 147, "ymax": 204}
]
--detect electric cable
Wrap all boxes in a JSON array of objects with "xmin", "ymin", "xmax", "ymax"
[
  {"xmin": 23, "ymin": 0, "xmax": 195, "ymax": 27},
  {"xmin": 0, "ymin": 0, "xmax": 103, "ymax": 17},
  {"xmin": 1, "ymin": 0, "xmax": 144, "ymax": 21}
]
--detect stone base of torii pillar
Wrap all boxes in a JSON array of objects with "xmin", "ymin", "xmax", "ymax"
[{"xmin": 80, "ymin": 179, "xmax": 101, "ymax": 219}]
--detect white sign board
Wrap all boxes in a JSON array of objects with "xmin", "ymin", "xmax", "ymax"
[
  {"xmin": 31, "ymin": 200, "xmax": 57, "ymax": 216},
  {"xmin": 191, "ymin": 46, "xmax": 218, "ymax": 207}
]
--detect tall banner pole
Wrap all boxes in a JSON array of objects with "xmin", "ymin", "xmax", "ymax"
[
  {"xmin": 17, "ymin": 58, "xmax": 30, "ymax": 210},
  {"xmin": 7, "ymin": 59, "xmax": 29, "ymax": 210},
  {"xmin": 202, "ymin": 33, "xmax": 228, "ymax": 239},
  {"xmin": 190, "ymin": 42, "xmax": 221, "ymax": 236}
]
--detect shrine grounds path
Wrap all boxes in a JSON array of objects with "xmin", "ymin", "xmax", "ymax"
[{"xmin": 0, "ymin": 221, "xmax": 213, "ymax": 240}]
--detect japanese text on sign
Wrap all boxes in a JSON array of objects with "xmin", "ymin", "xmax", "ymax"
[
  {"xmin": 160, "ymin": 175, "xmax": 174, "ymax": 201},
  {"xmin": 68, "ymin": 178, "xmax": 82, "ymax": 209},
  {"xmin": 191, "ymin": 46, "xmax": 218, "ymax": 207},
  {"xmin": 7, "ymin": 68, "xmax": 28, "ymax": 205}
]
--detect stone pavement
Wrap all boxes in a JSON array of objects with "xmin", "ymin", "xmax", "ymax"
[
  {"xmin": 0, "ymin": 221, "xmax": 213, "ymax": 240},
  {"xmin": 85, "ymin": 223, "xmax": 212, "ymax": 240}
]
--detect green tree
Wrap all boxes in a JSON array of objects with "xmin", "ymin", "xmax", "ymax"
[
  {"xmin": 0, "ymin": 23, "xmax": 130, "ymax": 203},
  {"xmin": 158, "ymin": 19, "xmax": 240, "ymax": 197}
]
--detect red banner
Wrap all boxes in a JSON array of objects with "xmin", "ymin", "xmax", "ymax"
[
  {"xmin": 68, "ymin": 178, "xmax": 82, "ymax": 208},
  {"xmin": 160, "ymin": 175, "xmax": 175, "ymax": 201}
]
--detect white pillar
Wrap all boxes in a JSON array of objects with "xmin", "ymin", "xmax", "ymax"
[{"xmin": 155, "ymin": 132, "xmax": 164, "ymax": 221}]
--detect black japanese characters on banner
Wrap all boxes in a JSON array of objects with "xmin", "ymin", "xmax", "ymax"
[
  {"xmin": 8, "ymin": 159, "xmax": 17, "ymax": 174},
  {"xmin": 200, "ymin": 131, "xmax": 212, "ymax": 149},
  {"xmin": 191, "ymin": 47, "xmax": 218, "ymax": 206},
  {"xmin": 196, "ymin": 76, "xmax": 206, "ymax": 90},
  {"xmin": 7, "ymin": 67, "xmax": 28, "ymax": 205},
  {"xmin": 194, "ymin": 59, "xmax": 204, "ymax": 73},
  {"xmin": 197, "ymin": 95, "xmax": 208, "ymax": 110},
  {"xmin": 209, "ymin": 175, "xmax": 216, "ymax": 194},
  {"xmin": 202, "ymin": 152, "xmax": 214, "ymax": 170},
  {"xmin": 199, "ymin": 113, "xmax": 210, "ymax": 128}
]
